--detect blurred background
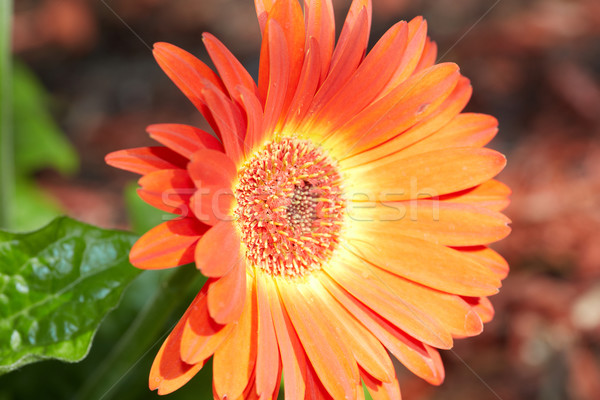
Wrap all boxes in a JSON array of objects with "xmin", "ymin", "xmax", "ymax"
[{"xmin": 3, "ymin": 0, "xmax": 600, "ymax": 399}]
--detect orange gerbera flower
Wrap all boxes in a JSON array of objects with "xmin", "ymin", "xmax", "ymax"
[{"xmin": 106, "ymin": 0, "xmax": 511, "ymax": 398}]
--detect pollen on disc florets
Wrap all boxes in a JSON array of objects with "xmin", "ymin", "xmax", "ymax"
[{"xmin": 234, "ymin": 137, "xmax": 345, "ymax": 277}]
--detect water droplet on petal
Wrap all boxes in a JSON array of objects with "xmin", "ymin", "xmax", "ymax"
[{"xmin": 416, "ymin": 102, "xmax": 430, "ymax": 115}]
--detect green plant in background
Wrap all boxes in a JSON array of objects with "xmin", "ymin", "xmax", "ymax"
[
  {"xmin": 1, "ymin": 48, "xmax": 79, "ymax": 230},
  {"xmin": 0, "ymin": 3, "xmax": 210, "ymax": 398},
  {"xmin": 11, "ymin": 62, "xmax": 79, "ymax": 231}
]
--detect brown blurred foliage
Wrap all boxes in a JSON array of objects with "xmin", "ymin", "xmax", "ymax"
[{"xmin": 12, "ymin": 0, "xmax": 600, "ymax": 399}]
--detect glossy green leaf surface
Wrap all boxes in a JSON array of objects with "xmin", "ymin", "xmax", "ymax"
[{"xmin": 0, "ymin": 217, "xmax": 140, "ymax": 374}]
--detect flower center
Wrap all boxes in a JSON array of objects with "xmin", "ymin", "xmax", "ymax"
[{"xmin": 234, "ymin": 137, "xmax": 345, "ymax": 277}]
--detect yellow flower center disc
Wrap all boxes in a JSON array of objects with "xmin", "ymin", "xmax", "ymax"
[{"xmin": 234, "ymin": 137, "xmax": 345, "ymax": 277}]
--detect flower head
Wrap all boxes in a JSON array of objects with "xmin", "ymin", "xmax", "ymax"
[{"xmin": 106, "ymin": 0, "xmax": 511, "ymax": 398}]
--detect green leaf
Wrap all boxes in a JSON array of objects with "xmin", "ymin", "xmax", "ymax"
[
  {"xmin": 0, "ymin": 217, "xmax": 140, "ymax": 375},
  {"xmin": 12, "ymin": 62, "xmax": 78, "ymax": 175}
]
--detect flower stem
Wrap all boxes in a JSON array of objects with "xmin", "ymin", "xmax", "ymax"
[
  {"xmin": 0, "ymin": 0, "xmax": 14, "ymax": 229},
  {"xmin": 75, "ymin": 264, "xmax": 205, "ymax": 400}
]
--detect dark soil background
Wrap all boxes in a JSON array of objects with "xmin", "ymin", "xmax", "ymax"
[{"xmin": 10, "ymin": 0, "xmax": 600, "ymax": 399}]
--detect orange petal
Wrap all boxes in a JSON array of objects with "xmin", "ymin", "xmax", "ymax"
[
  {"xmin": 348, "ymin": 200, "xmax": 511, "ymax": 246},
  {"xmin": 343, "ymin": 147, "xmax": 506, "ymax": 202},
  {"xmin": 415, "ymin": 38, "xmax": 438, "ymax": 73},
  {"xmin": 147, "ymin": 123, "xmax": 223, "ymax": 159},
  {"xmin": 341, "ymin": 75, "xmax": 472, "ymax": 169},
  {"xmin": 194, "ymin": 221, "xmax": 241, "ymax": 277},
  {"xmin": 188, "ymin": 149, "xmax": 236, "ymax": 189},
  {"xmin": 379, "ymin": 17, "xmax": 428, "ymax": 96},
  {"xmin": 105, "ymin": 146, "xmax": 187, "ymax": 175},
  {"xmin": 304, "ymin": 361, "xmax": 335, "ymax": 400},
  {"xmin": 189, "ymin": 188, "xmax": 234, "ymax": 226},
  {"xmin": 187, "ymin": 150, "xmax": 236, "ymax": 225},
  {"xmin": 278, "ymin": 278, "xmax": 359, "ymax": 399},
  {"xmin": 325, "ymin": 254, "xmax": 453, "ymax": 349},
  {"xmin": 400, "ymin": 113, "xmax": 499, "ymax": 158},
  {"xmin": 357, "ymin": 382, "xmax": 367, "ymax": 400},
  {"xmin": 305, "ymin": 21, "xmax": 408, "ymax": 140},
  {"xmin": 321, "ymin": 275, "xmax": 445, "ymax": 385},
  {"xmin": 208, "ymin": 257, "xmax": 247, "ymax": 324},
  {"xmin": 463, "ymin": 296, "xmax": 495, "ymax": 323},
  {"xmin": 344, "ymin": 229, "xmax": 501, "ymax": 296},
  {"xmin": 281, "ymin": 38, "xmax": 321, "ymax": 133},
  {"xmin": 130, "ymin": 218, "xmax": 208, "ymax": 269},
  {"xmin": 262, "ymin": 274, "xmax": 307, "ymax": 400},
  {"xmin": 137, "ymin": 169, "xmax": 194, "ymax": 215},
  {"xmin": 258, "ymin": 0, "xmax": 305, "ymax": 116},
  {"xmin": 362, "ymin": 369, "xmax": 402, "ymax": 400},
  {"xmin": 180, "ymin": 283, "xmax": 235, "ymax": 364},
  {"xmin": 238, "ymin": 368, "xmax": 264, "ymax": 400},
  {"xmin": 235, "ymin": 85, "xmax": 265, "ymax": 153},
  {"xmin": 440, "ymin": 179, "xmax": 511, "ymax": 212},
  {"xmin": 259, "ymin": 20, "xmax": 290, "ymax": 137},
  {"xmin": 150, "ymin": 292, "xmax": 205, "ymax": 395},
  {"xmin": 153, "ymin": 42, "xmax": 226, "ymax": 136},
  {"xmin": 310, "ymin": 276, "xmax": 395, "ymax": 383},
  {"xmin": 254, "ymin": 0, "xmax": 274, "ymax": 34},
  {"xmin": 424, "ymin": 345, "xmax": 445, "ymax": 385},
  {"xmin": 213, "ymin": 274, "xmax": 257, "ymax": 400},
  {"xmin": 331, "ymin": 0, "xmax": 372, "ymax": 71},
  {"xmin": 203, "ymin": 32, "xmax": 259, "ymax": 102},
  {"xmin": 326, "ymin": 63, "xmax": 460, "ymax": 154},
  {"xmin": 198, "ymin": 80, "xmax": 245, "ymax": 163},
  {"xmin": 307, "ymin": 7, "xmax": 369, "ymax": 119},
  {"xmin": 455, "ymin": 245, "xmax": 510, "ymax": 279},
  {"xmin": 303, "ymin": 0, "xmax": 335, "ymax": 82},
  {"xmin": 258, "ymin": 19, "xmax": 290, "ymax": 135},
  {"xmin": 255, "ymin": 273, "xmax": 281, "ymax": 400},
  {"xmin": 270, "ymin": 0, "xmax": 305, "ymax": 114},
  {"xmin": 365, "ymin": 265, "xmax": 484, "ymax": 338}
]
